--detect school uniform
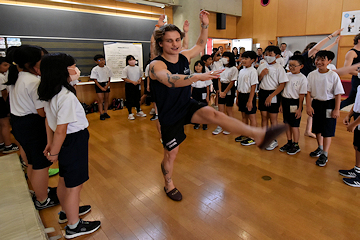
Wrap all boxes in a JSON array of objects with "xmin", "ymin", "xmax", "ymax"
[
  {"xmin": 352, "ymin": 85, "xmax": 360, "ymax": 149},
  {"xmin": 0, "ymin": 71, "xmax": 10, "ymax": 118},
  {"xmin": 9, "ymin": 72, "xmax": 50, "ymax": 170},
  {"xmin": 276, "ymin": 57, "xmax": 285, "ymax": 68},
  {"xmin": 307, "ymin": 69, "xmax": 345, "ymax": 137},
  {"xmin": 281, "ymin": 72, "xmax": 308, "ymax": 127},
  {"xmin": 219, "ymin": 66, "xmax": 238, "ymax": 107},
  {"xmin": 281, "ymin": 50, "xmax": 293, "ymax": 67},
  {"xmin": 210, "ymin": 61, "xmax": 223, "ymax": 91},
  {"xmin": 90, "ymin": 65, "xmax": 113, "ymax": 93},
  {"xmin": 122, "ymin": 65, "xmax": 143, "ymax": 112},
  {"xmin": 191, "ymin": 73, "xmax": 211, "ymax": 104},
  {"xmin": 257, "ymin": 62, "xmax": 289, "ymax": 113},
  {"xmin": 236, "ymin": 66, "xmax": 258, "ymax": 114},
  {"xmin": 44, "ymin": 86, "xmax": 89, "ymax": 188}
]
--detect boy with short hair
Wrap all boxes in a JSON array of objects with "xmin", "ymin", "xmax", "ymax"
[
  {"xmin": 90, "ymin": 54, "xmax": 113, "ymax": 120},
  {"xmin": 306, "ymin": 50, "xmax": 345, "ymax": 167},
  {"xmin": 257, "ymin": 45, "xmax": 289, "ymax": 150},
  {"xmin": 235, "ymin": 51, "xmax": 258, "ymax": 146},
  {"xmin": 279, "ymin": 55, "xmax": 307, "ymax": 155}
]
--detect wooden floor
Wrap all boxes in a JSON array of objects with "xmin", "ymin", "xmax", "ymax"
[{"xmin": 38, "ymin": 105, "xmax": 360, "ymax": 240}]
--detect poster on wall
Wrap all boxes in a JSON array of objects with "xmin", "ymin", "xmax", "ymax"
[
  {"xmin": 0, "ymin": 38, "xmax": 6, "ymax": 49},
  {"xmin": 7, "ymin": 38, "xmax": 21, "ymax": 47},
  {"xmin": 341, "ymin": 10, "xmax": 360, "ymax": 36},
  {"xmin": 103, "ymin": 42, "xmax": 143, "ymax": 81}
]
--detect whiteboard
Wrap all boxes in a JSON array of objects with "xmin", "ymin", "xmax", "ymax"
[
  {"xmin": 341, "ymin": 10, "xmax": 360, "ymax": 36},
  {"xmin": 104, "ymin": 42, "xmax": 143, "ymax": 81}
]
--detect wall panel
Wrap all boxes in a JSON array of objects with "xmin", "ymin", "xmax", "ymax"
[
  {"xmin": 342, "ymin": 0, "xmax": 360, "ymax": 12},
  {"xmin": 236, "ymin": 0, "xmax": 253, "ymax": 39},
  {"xmin": 277, "ymin": 0, "xmax": 307, "ymax": 37},
  {"xmin": 252, "ymin": 0, "xmax": 278, "ymax": 43}
]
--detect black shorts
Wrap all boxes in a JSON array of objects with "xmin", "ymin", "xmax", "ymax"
[
  {"xmin": 192, "ymin": 87, "xmax": 208, "ymax": 104},
  {"xmin": 237, "ymin": 92, "xmax": 257, "ymax": 114},
  {"xmin": 125, "ymin": 82, "xmax": 141, "ymax": 107},
  {"xmin": 312, "ymin": 99, "xmax": 336, "ymax": 137},
  {"xmin": 59, "ymin": 129, "xmax": 90, "ymax": 188},
  {"xmin": 354, "ymin": 113, "xmax": 360, "ymax": 150},
  {"xmin": 258, "ymin": 89, "xmax": 281, "ymax": 113},
  {"xmin": 161, "ymin": 99, "xmax": 207, "ymax": 151},
  {"xmin": 144, "ymin": 78, "xmax": 149, "ymax": 95},
  {"xmin": 282, "ymin": 97, "xmax": 301, "ymax": 127},
  {"xmin": 218, "ymin": 83, "xmax": 235, "ymax": 107},
  {"xmin": 212, "ymin": 79, "xmax": 219, "ymax": 91},
  {"xmin": 10, "ymin": 114, "xmax": 52, "ymax": 170},
  {"xmin": 0, "ymin": 98, "xmax": 10, "ymax": 119},
  {"xmin": 95, "ymin": 82, "xmax": 110, "ymax": 93}
]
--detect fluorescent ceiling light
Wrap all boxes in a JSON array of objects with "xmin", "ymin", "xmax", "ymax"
[{"xmin": 117, "ymin": 0, "xmax": 165, "ymax": 8}]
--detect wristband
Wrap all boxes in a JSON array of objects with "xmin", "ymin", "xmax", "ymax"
[
  {"xmin": 47, "ymin": 152, "xmax": 59, "ymax": 157},
  {"xmin": 201, "ymin": 24, "xmax": 209, "ymax": 29},
  {"xmin": 155, "ymin": 24, "xmax": 160, "ymax": 28},
  {"xmin": 327, "ymin": 36, "xmax": 331, "ymax": 40}
]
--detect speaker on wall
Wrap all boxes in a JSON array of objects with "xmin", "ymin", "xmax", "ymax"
[{"xmin": 216, "ymin": 13, "xmax": 226, "ymax": 30}]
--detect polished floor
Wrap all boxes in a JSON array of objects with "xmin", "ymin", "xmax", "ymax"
[{"xmin": 39, "ymin": 105, "xmax": 359, "ymax": 240}]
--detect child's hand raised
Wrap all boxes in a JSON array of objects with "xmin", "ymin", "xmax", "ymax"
[{"xmin": 183, "ymin": 20, "xmax": 190, "ymax": 33}]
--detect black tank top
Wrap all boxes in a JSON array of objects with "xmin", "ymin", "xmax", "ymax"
[
  {"xmin": 350, "ymin": 49, "xmax": 360, "ymax": 80},
  {"xmin": 150, "ymin": 54, "xmax": 191, "ymax": 125}
]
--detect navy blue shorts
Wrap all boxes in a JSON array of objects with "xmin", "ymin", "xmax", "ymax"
[
  {"xmin": 282, "ymin": 97, "xmax": 301, "ymax": 127},
  {"xmin": 59, "ymin": 129, "xmax": 90, "ymax": 188},
  {"xmin": 237, "ymin": 92, "xmax": 257, "ymax": 114},
  {"xmin": 0, "ymin": 98, "xmax": 10, "ymax": 119},
  {"xmin": 95, "ymin": 81, "xmax": 110, "ymax": 93},
  {"xmin": 218, "ymin": 83, "xmax": 235, "ymax": 107},
  {"xmin": 312, "ymin": 99, "xmax": 336, "ymax": 137},
  {"xmin": 258, "ymin": 89, "xmax": 281, "ymax": 113}
]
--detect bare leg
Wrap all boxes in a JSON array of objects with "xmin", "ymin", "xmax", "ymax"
[
  {"xmin": 261, "ymin": 111, "xmax": 268, "ymax": 128},
  {"xmin": 305, "ymin": 116, "xmax": 316, "ymax": 138},
  {"xmin": 248, "ymin": 114, "xmax": 257, "ymax": 127},
  {"xmin": 96, "ymin": 93, "xmax": 104, "ymax": 115},
  {"xmin": 215, "ymin": 91, "xmax": 219, "ymax": 107},
  {"xmin": 285, "ymin": 124, "xmax": 292, "ymax": 141},
  {"xmin": 323, "ymin": 137, "xmax": 331, "ymax": 153},
  {"xmin": 292, "ymin": 127, "xmax": 300, "ymax": 143},
  {"xmin": 58, "ymin": 177, "xmax": 82, "ymax": 225},
  {"xmin": 0, "ymin": 117, "xmax": 12, "ymax": 146},
  {"xmin": 241, "ymin": 112, "xmax": 248, "ymax": 124},
  {"xmin": 31, "ymin": 167, "xmax": 50, "ymax": 202},
  {"xmin": 226, "ymin": 106, "xmax": 233, "ymax": 118},
  {"xmin": 316, "ymin": 133, "xmax": 324, "ymax": 147},
  {"xmin": 269, "ymin": 113, "xmax": 278, "ymax": 127},
  {"xmin": 104, "ymin": 92, "xmax": 110, "ymax": 114},
  {"xmin": 161, "ymin": 146, "xmax": 179, "ymax": 192},
  {"xmin": 218, "ymin": 104, "xmax": 225, "ymax": 114}
]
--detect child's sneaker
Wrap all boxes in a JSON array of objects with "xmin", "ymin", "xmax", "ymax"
[
  {"xmin": 193, "ymin": 124, "xmax": 200, "ymax": 130},
  {"xmin": 149, "ymin": 108, "xmax": 156, "ymax": 115},
  {"xmin": 279, "ymin": 142, "xmax": 292, "ymax": 152},
  {"xmin": 235, "ymin": 135, "xmax": 247, "ymax": 142},
  {"xmin": 128, "ymin": 114, "xmax": 135, "ymax": 120},
  {"xmin": 223, "ymin": 131, "xmax": 231, "ymax": 135},
  {"xmin": 343, "ymin": 176, "xmax": 360, "ymax": 187},
  {"xmin": 339, "ymin": 168, "xmax": 358, "ymax": 178},
  {"xmin": 136, "ymin": 111, "xmax": 147, "ymax": 117},
  {"xmin": 241, "ymin": 138, "xmax": 256, "ymax": 146},
  {"xmin": 212, "ymin": 126, "xmax": 223, "ymax": 135},
  {"xmin": 202, "ymin": 124, "xmax": 208, "ymax": 130},
  {"xmin": 150, "ymin": 114, "xmax": 158, "ymax": 121},
  {"xmin": 315, "ymin": 154, "xmax": 328, "ymax": 167},
  {"xmin": 100, "ymin": 114, "xmax": 106, "ymax": 120},
  {"xmin": 0, "ymin": 143, "xmax": 5, "ymax": 151},
  {"xmin": 103, "ymin": 113, "xmax": 110, "ymax": 118},
  {"xmin": 310, "ymin": 147, "xmax": 323, "ymax": 157},
  {"xmin": 3, "ymin": 143, "xmax": 19, "ymax": 153},
  {"xmin": 64, "ymin": 219, "xmax": 101, "ymax": 239},
  {"xmin": 34, "ymin": 195, "xmax": 60, "ymax": 210},
  {"xmin": 59, "ymin": 205, "xmax": 92, "ymax": 224},
  {"xmin": 265, "ymin": 140, "xmax": 278, "ymax": 151},
  {"xmin": 287, "ymin": 143, "xmax": 300, "ymax": 155}
]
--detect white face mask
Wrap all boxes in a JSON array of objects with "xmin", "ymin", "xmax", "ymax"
[
  {"xmin": 264, "ymin": 56, "xmax": 276, "ymax": 64},
  {"xmin": 221, "ymin": 58, "xmax": 229, "ymax": 65},
  {"xmin": 68, "ymin": 67, "xmax": 81, "ymax": 82},
  {"xmin": 129, "ymin": 60, "xmax": 136, "ymax": 66}
]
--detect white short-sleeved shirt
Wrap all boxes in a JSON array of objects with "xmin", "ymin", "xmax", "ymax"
[
  {"xmin": 44, "ymin": 87, "xmax": 89, "ymax": 134},
  {"xmin": 276, "ymin": 57, "xmax": 285, "ymax": 68},
  {"xmin": 237, "ymin": 66, "xmax": 258, "ymax": 93},
  {"xmin": 90, "ymin": 66, "xmax": 113, "ymax": 83},
  {"xmin": 121, "ymin": 65, "xmax": 143, "ymax": 82},
  {"xmin": 257, "ymin": 62, "xmax": 289, "ymax": 90},
  {"xmin": 210, "ymin": 61, "xmax": 224, "ymax": 71},
  {"xmin": 354, "ymin": 85, "xmax": 360, "ymax": 113},
  {"xmin": 220, "ymin": 67, "xmax": 238, "ymax": 84},
  {"xmin": 281, "ymin": 50, "xmax": 293, "ymax": 66},
  {"xmin": 327, "ymin": 64, "xmax": 337, "ymax": 70},
  {"xmin": 144, "ymin": 64, "xmax": 150, "ymax": 78},
  {"xmin": 0, "ymin": 71, "xmax": 8, "ymax": 97},
  {"xmin": 9, "ymin": 71, "xmax": 45, "ymax": 116},
  {"xmin": 282, "ymin": 72, "xmax": 308, "ymax": 99},
  {"xmin": 191, "ymin": 73, "xmax": 212, "ymax": 88},
  {"xmin": 307, "ymin": 69, "xmax": 345, "ymax": 101}
]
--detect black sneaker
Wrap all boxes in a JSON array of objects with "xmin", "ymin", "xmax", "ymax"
[
  {"xmin": 310, "ymin": 147, "xmax": 323, "ymax": 157},
  {"xmin": 343, "ymin": 176, "xmax": 360, "ymax": 187},
  {"xmin": 202, "ymin": 124, "xmax": 208, "ymax": 130},
  {"xmin": 34, "ymin": 195, "xmax": 60, "ymax": 210},
  {"xmin": 194, "ymin": 124, "xmax": 200, "ymax": 130},
  {"xmin": 65, "ymin": 219, "xmax": 101, "ymax": 239},
  {"xmin": 287, "ymin": 144, "xmax": 300, "ymax": 155},
  {"xmin": 235, "ymin": 135, "xmax": 247, "ymax": 142},
  {"xmin": 150, "ymin": 115, "xmax": 158, "ymax": 121},
  {"xmin": 241, "ymin": 138, "xmax": 256, "ymax": 146},
  {"xmin": 59, "ymin": 205, "xmax": 92, "ymax": 224},
  {"xmin": 279, "ymin": 142, "xmax": 292, "ymax": 152},
  {"xmin": 100, "ymin": 114, "xmax": 106, "ymax": 120},
  {"xmin": 3, "ymin": 143, "xmax": 19, "ymax": 153},
  {"xmin": 103, "ymin": 113, "xmax": 110, "ymax": 118},
  {"xmin": 339, "ymin": 168, "xmax": 358, "ymax": 178},
  {"xmin": 315, "ymin": 154, "xmax": 328, "ymax": 167},
  {"xmin": 0, "ymin": 143, "xmax": 5, "ymax": 151}
]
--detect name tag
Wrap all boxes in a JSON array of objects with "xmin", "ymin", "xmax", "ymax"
[
  {"xmin": 326, "ymin": 109, "xmax": 332, "ymax": 118},
  {"xmin": 290, "ymin": 105, "xmax": 298, "ymax": 113},
  {"xmin": 202, "ymin": 93, "xmax": 207, "ymax": 100},
  {"xmin": 271, "ymin": 96, "xmax": 277, "ymax": 104}
]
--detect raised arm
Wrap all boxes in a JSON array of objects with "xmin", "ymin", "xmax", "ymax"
[
  {"xmin": 151, "ymin": 14, "xmax": 166, "ymax": 60},
  {"xmin": 181, "ymin": 20, "xmax": 190, "ymax": 50},
  {"xmin": 181, "ymin": 10, "xmax": 209, "ymax": 62},
  {"xmin": 149, "ymin": 60, "xmax": 222, "ymax": 88},
  {"xmin": 308, "ymin": 28, "xmax": 343, "ymax": 58},
  {"xmin": 334, "ymin": 62, "xmax": 360, "ymax": 76},
  {"xmin": 323, "ymin": 36, "xmax": 341, "ymax": 51}
]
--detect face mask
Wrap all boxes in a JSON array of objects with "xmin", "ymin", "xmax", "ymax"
[
  {"xmin": 129, "ymin": 60, "xmax": 136, "ymax": 66},
  {"xmin": 264, "ymin": 56, "xmax": 276, "ymax": 64},
  {"xmin": 221, "ymin": 58, "xmax": 229, "ymax": 65},
  {"xmin": 68, "ymin": 67, "xmax": 81, "ymax": 82}
]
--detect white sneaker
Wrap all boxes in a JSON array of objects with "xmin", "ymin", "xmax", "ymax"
[
  {"xmin": 265, "ymin": 140, "xmax": 278, "ymax": 151},
  {"xmin": 223, "ymin": 131, "xmax": 231, "ymax": 135},
  {"xmin": 136, "ymin": 111, "xmax": 147, "ymax": 117},
  {"xmin": 128, "ymin": 114, "xmax": 135, "ymax": 120},
  {"xmin": 212, "ymin": 126, "xmax": 223, "ymax": 135},
  {"xmin": 149, "ymin": 108, "xmax": 156, "ymax": 115}
]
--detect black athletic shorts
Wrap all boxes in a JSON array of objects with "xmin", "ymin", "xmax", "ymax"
[
  {"xmin": 10, "ymin": 114, "xmax": 52, "ymax": 170},
  {"xmin": 258, "ymin": 89, "xmax": 281, "ymax": 113},
  {"xmin": 237, "ymin": 92, "xmax": 257, "ymax": 114},
  {"xmin": 282, "ymin": 97, "xmax": 301, "ymax": 127},
  {"xmin": 218, "ymin": 83, "xmax": 235, "ymax": 107},
  {"xmin": 353, "ymin": 113, "xmax": 360, "ymax": 150},
  {"xmin": 312, "ymin": 99, "xmax": 336, "ymax": 137},
  {"xmin": 59, "ymin": 129, "xmax": 90, "ymax": 188},
  {"xmin": 212, "ymin": 79, "xmax": 219, "ymax": 91},
  {"xmin": 161, "ymin": 99, "xmax": 207, "ymax": 151},
  {"xmin": 0, "ymin": 98, "xmax": 10, "ymax": 119},
  {"xmin": 95, "ymin": 82, "xmax": 110, "ymax": 93},
  {"xmin": 125, "ymin": 82, "xmax": 141, "ymax": 107},
  {"xmin": 192, "ymin": 87, "xmax": 208, "ymax": 104}
]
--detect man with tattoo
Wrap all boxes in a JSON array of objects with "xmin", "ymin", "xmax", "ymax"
[{"xmin": 150, "ymin": 10, "xmax": 286, "ymax": 201}]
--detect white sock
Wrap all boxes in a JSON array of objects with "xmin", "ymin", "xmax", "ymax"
[
  {"xmin": 354, "ymin": 166, "xmax": 360, "ymax": 173},
  {"xmin": 68, "ymin": 219, "xmax": 80, "ymax": 229}
]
